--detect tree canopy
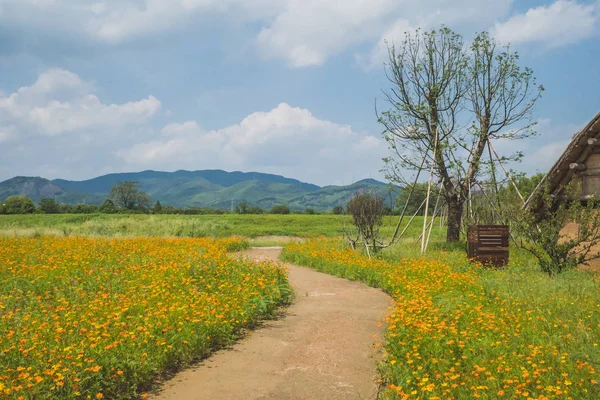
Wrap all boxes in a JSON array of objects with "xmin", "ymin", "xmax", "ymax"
[{"xmin": 379, "ymin": 27, "xmax": 543, "ymax": 241}]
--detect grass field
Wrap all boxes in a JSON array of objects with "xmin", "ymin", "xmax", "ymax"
[
  {"xmin": 282, "ymin": 239, "xmax": 600, "ymax": 399},
  {"xmin": 6, "ymin": 213, "xmax": 596, "ymax": 399},
  {"xmin": 0, "ymin": 214, "xmax": 443, "ymax": 241},
  {"xmin": 0, "ymin": 236, "xmax": 292, "ymax": 399}
]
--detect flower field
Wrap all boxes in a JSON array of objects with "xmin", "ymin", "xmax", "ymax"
[
  {"xmin": 282, "ymin": 239, "xmax": 600, "ymax": 399},
  {"xmin": 0, "ymin": 236, "xmax": 291, "ymax": 399}
]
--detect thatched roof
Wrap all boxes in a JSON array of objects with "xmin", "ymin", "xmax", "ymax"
[{"xmin": 524, "ymin": 111, "xmax": 600, "ymax": 210}]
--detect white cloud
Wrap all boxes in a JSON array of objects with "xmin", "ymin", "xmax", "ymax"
[
  {"xmin": 525, "ymin": 140, "xmax": 570, "ymax": 171},
  {"xmin": 358, "ymin": 19, "xmax": 417, "ymax": 70},
  {"xmin": 0, "ymin": 69, "xmax": 162, "ymax": 181},
  {"xmin": 0, "ymin": 68, "xmax": 160, "ymax": 136},
  {"xmin": 359, "ymin": 0, "xmax": 513, "ymax": 69},
  {"xmin": 1, "ymin": 0, "xmax": 513, "ymax": 67},
  {"xmin": 493, "ymin": 0, "xmax": 599, "ymax": 47},
  {"xmin": 256, "ymin": 0, "xmax": 398, "ymax": 67},
  {"xmin": 491, "ymin": 118, "xmax": 585, "ymax": 175},
  {"xmin": 0, "ymin": 70, "xmax": 385, "ymax": 184},
  {"xmin": 119, "ymin": 103, "xmax": 388, "ymax": 185}
]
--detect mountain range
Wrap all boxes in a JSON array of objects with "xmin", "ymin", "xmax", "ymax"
[{"xmin": 0, "ymin": 170, "xmax": 397, "ymax": 211}]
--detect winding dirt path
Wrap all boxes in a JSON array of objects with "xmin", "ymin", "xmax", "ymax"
[{"xmin": 150, "ymin": 247, "xmax": 392, "ymax": 400}]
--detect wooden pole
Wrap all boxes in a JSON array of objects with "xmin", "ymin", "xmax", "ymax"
[
  {"xmin": 424, "ymin": 193, "xmax": 442, "ymax": 253},
  {"xmin": 422, "ymin": 132, "xmax": 439, "ymax": 254},
  {"xmin": 488, "ymin": 140, "xmax": 525, "ymax": 204}
]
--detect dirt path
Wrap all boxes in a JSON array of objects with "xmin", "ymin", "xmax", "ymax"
[{"xmin": 150, "ymin": 247, "xmax": 392, "ymax": 400}]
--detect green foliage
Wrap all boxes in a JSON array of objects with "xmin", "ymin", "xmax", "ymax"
[
  {"xmin": 380, "ymin": 27, "xmax": 542, "ymax": 242},
  {"xmin": 151, "ymin": 200, "xmax": 162, "ymax": 214},
  {"xmin": 2, "ymin": 195, "xmax": 35, "ymax": 214},
  {"xmin": 235, "ymin": 201, "xmax": 248, "ymax": 214},
  {"xmin": 71, "ymin": 204, "xmax": 99, "ymax": 214},
  {"xmin": 396, "ymin": 182, "xmax": 440, "ymax": 216},
  {"xmin": 109, "ymin": 181, "xmax": 152, "ymax": 210},
  {"xmin": 39, "ymin": 198, "xmax": 61, "ymax": 214},
  {"xmin": 99, "ymin": 199, "xmax": 118, "ymax": 214},
  {"xmin": 246, "ymin": 206, "xmax": 263, "ymax": 214},
  {"xmin": 1, "ymin": 173, "xmax": 396, "ymax": 211},
  {"xmin": 270, "ymin": 205, "xmax": 290, "ymax": 215},
  {"xmin": 513, "ymin": 182, "xmax": 600, "ymax": 276},
  {"xmin": 304, "ymin": 208, "xmax": 315, "ymax": 215},
  {"xmin": 331, "ymin": 205, "xmax": 344, "ymax": 215}
]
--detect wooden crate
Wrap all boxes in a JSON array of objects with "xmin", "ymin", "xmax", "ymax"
[{"xmin": 468, "ymin": 225, "xmax": 509, "ymax": 267}]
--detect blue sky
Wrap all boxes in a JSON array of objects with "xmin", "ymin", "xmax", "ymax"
[{"xmin": 0, "ymin": 0, "xmax": 598, "ymax": 186}]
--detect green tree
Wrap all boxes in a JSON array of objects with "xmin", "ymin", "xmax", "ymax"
[
  {"xmin": 271, "ymin": 205, "xmax": 290, "ymax": 214},
  {"xmin": 39, "ymin": 198, "xmax": 61, "ymax": 214},
  {"xmin": 109, "ymin": 181, "xmax": 152, "ymax": 210},
  {"xmin": 72, "ymin": 204, "xmax": 97, "ymax": 214},
  {"xmin": 2, "ymin": 196, "xmax": 35, "ymax": 214},
  {"xmin": 152, "ymin": 200, "xmax": 163, "ymax": 214},
  {"xmin": 379, "ymin": 28, "xmax": 542, "ymax": 242},
  {"xmin": 235, "ymin": 201, "xmax": 249, "ymax": 214},
  {"xmin": 396, "ymin": 182, "xmax": 429, "ymax": 216},
  {"xmin": 332, "ymin": 205, "xmax": 344, "ymax": 215},
  {"xmin": 99, "ymin": 199, "xmax": 118, "ymax": 214},
  {"xmin": 304, "ymin": 208, "xmax": 316, "ymax": 215},
  {"xmin": 246, "ymin": 206, "xmax": 263, "ymax": 214}
]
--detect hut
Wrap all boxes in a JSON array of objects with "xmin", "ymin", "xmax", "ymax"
[{"xmin": 524, "ymin": 111, "xmax": 600, "ymax": 209}]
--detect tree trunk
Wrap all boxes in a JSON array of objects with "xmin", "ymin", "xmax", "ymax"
[{"xmin": 446, "ymin": 196, "xmax": 464, "ymax": 242}]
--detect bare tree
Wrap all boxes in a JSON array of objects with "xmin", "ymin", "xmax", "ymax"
[
  {"xmin": 379, "ymin": 27, "xmax": 543, "ymax": 242},
  {"xmin": 346, "ymin": 191, "xmax": 385, "ymax": 254}
]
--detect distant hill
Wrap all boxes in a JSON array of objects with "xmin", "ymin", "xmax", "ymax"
[{"xmin": 0, "ymin": 170, "xmax": 398, "ymax": 211}]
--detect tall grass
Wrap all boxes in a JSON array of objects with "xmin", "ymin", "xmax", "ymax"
[{"xmin": 0, "ymin": 214, "xmax": 437, "ymax": 239}]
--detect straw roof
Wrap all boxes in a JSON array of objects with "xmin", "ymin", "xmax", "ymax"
[{"xmin": 524, "ymin": 111, "xmax": 600, "ymax": 210}]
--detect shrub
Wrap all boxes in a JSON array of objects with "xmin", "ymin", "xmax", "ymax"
[
  {"xmin": 304, "ymin": 208, "xmax": 315, "ymax": 215},
  {"xmin": 514, "ymin": 181, "xmax": 600, "ymax": 276},
  {"xmin": 2, "ymin": 195, "xmax": 35, "ymax": 214},
  {"xmin": 332, "ymin": 205, "xmax": 344, "ymax": 215},
  {"xmin": 152, "ymin": 200, "xmax": 163, "ymax": 214},
  {"xmin": 346, "ymin": 191, "xmax": 384, "ymax": 252},
  {"xmin": 39, "ymin": 198, "xmax": 61, "ymax": 214},
  {"xmin": 271, "ymin": 205, "xmax": 290, "ymax": 214},
  {"xmin": 99, "ymin": 199, "xmax": 118, "ymax": 214}
]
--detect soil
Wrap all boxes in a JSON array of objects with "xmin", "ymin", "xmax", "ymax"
[
  {"xmin": 150, "ymin": 247, "xmax": 393, "ymax": 400},
  {"xmin": 561, "ymin": 222, "xmax": 600, "ymax": 273}
]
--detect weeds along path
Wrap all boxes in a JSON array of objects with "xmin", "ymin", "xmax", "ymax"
[{"xmin": 150, "ymin": 247, "xmax": 392, "ymax": 400}]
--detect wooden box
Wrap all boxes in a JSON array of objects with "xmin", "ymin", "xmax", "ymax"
[{"xmin": 467, "ymin": 225, "xmax": 509, "ymax": 267}]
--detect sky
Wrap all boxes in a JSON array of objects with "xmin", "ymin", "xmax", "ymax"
[{"xmin": 0, "ymin": 0, "xmax": 599, "ymax": 186}]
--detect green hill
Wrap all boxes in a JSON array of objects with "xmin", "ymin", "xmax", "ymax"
[{"xmin": 0, "ymin": 170, "xmax": 397, "ymax": 211}]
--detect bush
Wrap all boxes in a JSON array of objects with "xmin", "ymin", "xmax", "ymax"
[
  {"xmin": 99, "ymin": 199, "xmax": 118, "ymax": 214},
  {"xmin": 332, "ymin": 205, "xmax": 344, "ymax": 215},
  {"xmin": 305, "ymin": 208, "xmax": 316, "ymax": 215},
  {"xmin": 2, "ymin": 195, "xmax": 35, "ymax": 214},
  {"xmin": 152, "ymin": 200, "xmax": 163, "ymax": 214},
  {"xmin": 346, "ymin": 191, "xmax": 384, "ymax": 252},
  {"xmin": 39, "ymin": 198, "xmax": 61, "ymax": 214},
  {"xmin": 514, "ymin": 181, "xmax": 600, "ymax": 276},
  {"xmin": 271, "ymin": 205, "xmax": 290, "ymax": 214}
]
